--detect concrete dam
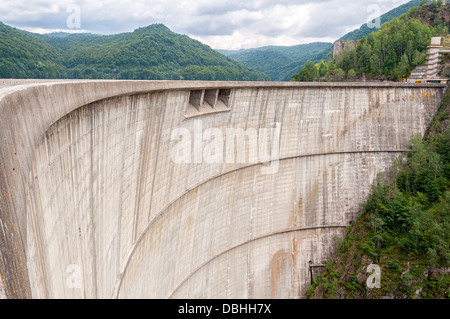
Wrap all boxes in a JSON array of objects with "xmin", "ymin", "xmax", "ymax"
[{"xmin": 0, "ymin": 80, "xmax": 446, "ymax": 299}]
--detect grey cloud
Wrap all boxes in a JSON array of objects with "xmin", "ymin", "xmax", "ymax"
[{"xmin": 0, "ymin": 0, "xmax": 412, "ymax": 48}]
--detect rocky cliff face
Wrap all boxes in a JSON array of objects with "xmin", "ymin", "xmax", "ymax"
[{"xmin": 333, "ymin": 40, "xmax": 360, "ymax": 58}]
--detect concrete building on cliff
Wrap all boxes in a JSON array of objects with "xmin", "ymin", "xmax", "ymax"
[{"xmin": 408, "ymin": 37, "xmax": 450, "ymax": 84}]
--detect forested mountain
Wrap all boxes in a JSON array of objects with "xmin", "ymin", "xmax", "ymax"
[
  {"xmin": 312, "ymin": 0, "xmax": 423, "ymax": 72},
  {"xmin": 219, "ymin": 1, "xmax": 421, "ymax": 81},
  {"xmin": 0, "ymin": 1, "xmax": 434, "ymax": 82},
  {"xmin": 217, "ymin": 42, "xmax": 331, "ymax": 81},
  {"xmin": 0, "ymin": 22, "xmax": 269, "ymax": 81},
  {"xmin": 340, "ymin": 0, "xmax": 422, "ymax": 41},
  {"xmin": 292, "ymin": 1, "xmax": 450, "ymax": 82},
  {"xmin": 0, "ymin": 21, "xmax": 66, "ymax": 78},
  {"xmin": 0, "ymin": 1, "xmax": 422, "ymax": 82}
]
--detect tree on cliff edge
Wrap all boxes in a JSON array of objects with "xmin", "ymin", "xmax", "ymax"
[{"xmin": 291, "ymin": 60, "xmax": 317, "ymax": 81}]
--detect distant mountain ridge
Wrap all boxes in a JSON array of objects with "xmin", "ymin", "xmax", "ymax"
[
  {"xmin": 0, "ymin": 22, "xmax": 269, "ymax": 81},
  {"xmin": 217, "ymin": 42, "xmax": 332, "ymax": 81},
  {"xmin": 340, "ymin": 0, "xmax": 422, "ymax": 41}
]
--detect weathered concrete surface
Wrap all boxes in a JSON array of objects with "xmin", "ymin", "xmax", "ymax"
[
  {"xmin": 0, "ymin": 81, "xmax": 446, "ymax": 299},
  {"xmin": 0, "ymin": 280, "xmax": 5, "ymax": 299}
]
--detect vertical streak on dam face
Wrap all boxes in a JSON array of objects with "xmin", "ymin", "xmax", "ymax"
[{"xmin": 0, "ymin": 81, "xmax": 446, "ymax": 299}]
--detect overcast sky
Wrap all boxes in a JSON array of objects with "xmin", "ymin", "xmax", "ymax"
[{"xmin": 0, "ymin": 0, "xmax": 412, "ymax": 50}]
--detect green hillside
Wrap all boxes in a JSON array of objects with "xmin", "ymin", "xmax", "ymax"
[
  {"xmin": 0, "ymin": 21, "xmax": 66, "ymax": 78},
  {"xmin": 291, "ymin": 0, "xmax": 450, "ymax": 82},
  {"xmin": 341, "ymin": 0, "xmax": 422, "ymax": 41},
  {"xmin": 306, "ymin": 18, "xmax": 431, "ymax": 82},
  {"xmin": 219, "ymin": 1, "xmax": 421, "ymax": 81},
  {"xmin": 218, "ymin": 42, "xmax": 331, "ymax": 81},
  {"xmin": 314, "ymin": 0, "xmax": 423, "ymax": 71},
  {"xmin": 0, "ymin": 22, "xmax": 269, "ymax": 81}
]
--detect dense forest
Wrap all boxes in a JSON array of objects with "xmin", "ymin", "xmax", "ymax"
[
  {"xmin": 291, "ymin": 1, "xmax": 449, "ymax": 82},
  {"xmin": 0, "ymin": 22, "xmax": 269, "ymax": 81},
  {"xmin": 0, "ymin": 21, "xmax": 66, "ymax": 78},
  {"xmin": 307, "ymin": 88, "xmax": 450, "ymax": 299}
]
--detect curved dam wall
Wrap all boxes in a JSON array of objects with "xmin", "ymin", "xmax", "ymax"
[{"xmin": 0, "ymin": 81, "xmax": 446, "ymax": 299}]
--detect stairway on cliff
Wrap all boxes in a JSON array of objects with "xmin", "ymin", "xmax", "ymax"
[{"xmin": 409, "ymin": 36, "xmax": 450, "ymax": 83}]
